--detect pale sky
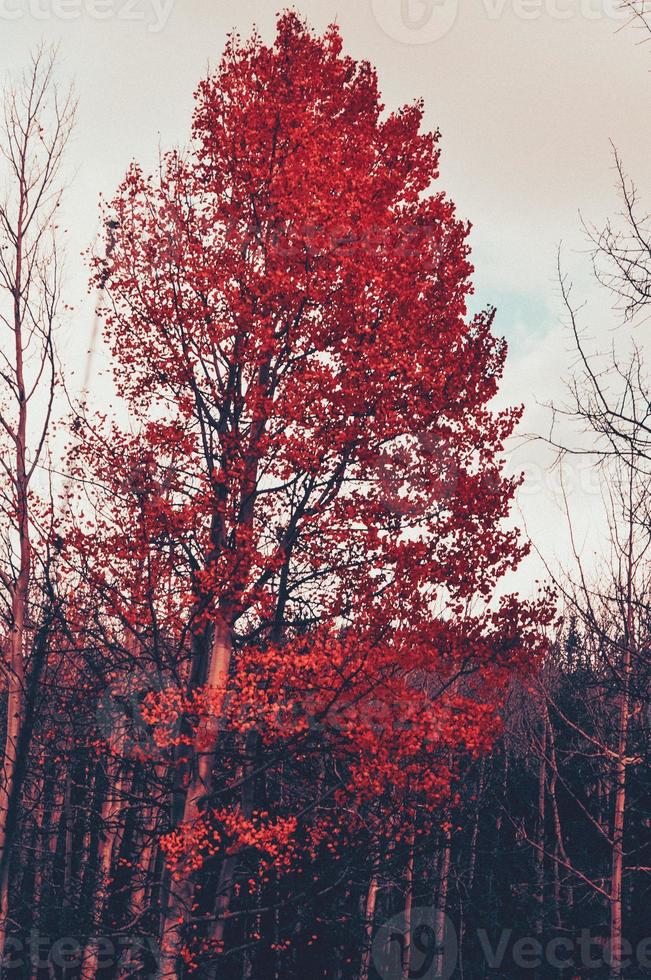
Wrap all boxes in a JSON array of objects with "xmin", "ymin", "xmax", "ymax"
[{"xmin": 2, "ymin": 0, "xmax": 650, "ymax": 596}]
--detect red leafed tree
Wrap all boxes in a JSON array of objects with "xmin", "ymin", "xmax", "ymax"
[{"xmin": 72, "ymin": 12, "xmax": 547, "ymax": 975}]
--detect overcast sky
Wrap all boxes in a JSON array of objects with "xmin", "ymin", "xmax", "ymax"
[{"xmin": 2, "ymin": 0, "xmax": 650, "ymax": 596}]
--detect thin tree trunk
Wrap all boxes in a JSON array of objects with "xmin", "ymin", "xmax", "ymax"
[
  {"xmin": 0, "ymin": 180, "xmax": 30, "ymax": 962},
  {"xmin": 609, "ymin": 502, "xmax": 634, "ymax": 980},
  {"xmin": 401, "ymin": 817, "xmax": 416, "ymax": 980},
  {"xmin": 459, "ymin": 759, "xmax": 484, "ymax": 975},
  {"xmin": 359, "ymin": 861, "xmax": 380, "ymax": 980},
  {"xmin": 435, "ymin": 823, "xmax": 452, "ymax": 980},
  {"xmin": 535, "ymin": 718, "xmax": 547, "ymax": 943},
  {"xmin": 545, "ymin": 703, "xmax": 573, "ymax": 922}
]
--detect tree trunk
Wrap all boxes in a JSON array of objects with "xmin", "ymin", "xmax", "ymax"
[
  {"xmin": 401, "ymin": 818, "xmax": 416, "ymax": 980},
  {"xmin": 80, "ymin": 757, "xmax": 127, "ymax": 979},
  {"xmin": 609, "ymin": 634, "xmax": 632, "ymax": 972},
  {"xmin": 535, "ymin": 718, "xmax": 547, "ymax": 945},
  {"xmin": 359, "ymin": 863, "xmax": 380, "ymax": 980},
  {"xmin": 0, "ymin": 190, "xmax": 30, "ymax": 961},
  {"xmin": 435, "ymin": 823, "xmax": 452, "ymax": 980},
  {"xmin": 545, "ymin": 704, "xmax": 573, "ymax": 923},
  {"xmin": 157, "ymin": 619, "xmax": 232, "ymax": 978},
  {"xmin": 610, "ymin": 477, "xmax": 635, "ymax": 980}
]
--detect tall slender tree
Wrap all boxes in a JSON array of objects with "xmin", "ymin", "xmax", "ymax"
[
  {"xmin": 77, "ymin": 13, "xmax": 545, "ymax": 975},
  {"xmin": 0, "ymin": 46, "xmax": 74, "ymax": 959}
]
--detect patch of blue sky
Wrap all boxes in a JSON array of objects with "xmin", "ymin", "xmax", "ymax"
[{"xmin": 468, "ymin": 287, "xmax": 554, "ymax": 356}]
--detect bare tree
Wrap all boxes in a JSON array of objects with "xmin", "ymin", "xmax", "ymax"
[
  {"xmin": 0, "ymin": 46, "xmax": 75, "ymax": 957},
  {"xmin": 542, "ymin": 130, "xmax": 651, "ymax": 970},
  {"xmin": 619, "ymin": 1, "xmax": 651, "ymax": 41}
]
